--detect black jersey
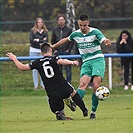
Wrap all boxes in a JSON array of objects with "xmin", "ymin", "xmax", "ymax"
[{"xmin": 29, "ymin": 55, "xmax": 69, "ymax": 94}]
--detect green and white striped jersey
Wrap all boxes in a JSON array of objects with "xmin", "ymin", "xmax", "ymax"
[{"xmin": 68, "ymin": 27, "xmax": 106, "ymax": 62}]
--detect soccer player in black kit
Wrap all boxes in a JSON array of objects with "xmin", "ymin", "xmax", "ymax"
[{"xmin": 6, "ymin": 43, "xmax": 88, "ymax": 120}]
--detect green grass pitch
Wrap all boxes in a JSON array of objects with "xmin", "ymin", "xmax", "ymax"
[{"xmin": 1, "ymin": 91, "xmax": 132, "ymax": 133}]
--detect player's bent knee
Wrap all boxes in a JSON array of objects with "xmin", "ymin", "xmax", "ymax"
[{"xmin": 79, "ymin": 82, "xmax": 88, "ymax": 90}]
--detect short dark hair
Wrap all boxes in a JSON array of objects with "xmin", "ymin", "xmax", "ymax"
[
  {"xmin": 40, "ymin": 43, "xmax": 51, "ymax": 53},
  {"xmin": 78, "ymin": 14, "xmax": 89, "ymax": 21},
  {"xmin": 57, "ymin": 14, "xmax": 66, "ymax": 20}
]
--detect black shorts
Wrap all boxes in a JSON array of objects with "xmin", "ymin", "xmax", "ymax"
[{"xmin": 47, "ymin": 82, "xmax": 74, "ymax": 113}]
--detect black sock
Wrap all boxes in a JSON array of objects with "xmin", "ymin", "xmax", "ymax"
[{"xmin": 72, "ymin": 93, "xmax": 87, "ymax": 112}]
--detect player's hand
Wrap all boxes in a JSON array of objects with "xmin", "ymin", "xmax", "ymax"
[
  {"xmin": 6, "ymin": 52, "xmax": 17, "ymax": 61},
  {"xmin": 104, "ymin": 39, "xmax": 111, "ymax": 46},
  {"xmin": 72, "ymin": 61, "xmax": 79, "ymax": 66}
]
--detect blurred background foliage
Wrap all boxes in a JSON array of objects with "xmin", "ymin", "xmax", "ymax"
[{"xmin": 0, "ymin": 0, "xmax": 132, "ymax": 31}]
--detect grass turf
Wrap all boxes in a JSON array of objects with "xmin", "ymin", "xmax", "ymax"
[{"xmin": 0, "ymin": 90, "xmax": 132, "ymax": 133}]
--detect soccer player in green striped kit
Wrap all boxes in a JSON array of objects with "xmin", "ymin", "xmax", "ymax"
[{"xmin": 51, "ymin": 14, "xmax": 111, "ymax": 119}]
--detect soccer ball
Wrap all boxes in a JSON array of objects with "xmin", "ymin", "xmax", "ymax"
[{"xmin": 95, "ymin": 86, "xmax": 110, "ymax": 100}]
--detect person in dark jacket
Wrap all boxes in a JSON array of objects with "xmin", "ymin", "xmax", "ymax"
[
  {"xmin": 29, "ymin": 17, "xmax": 48, "ymax": 90},
  {"xmin": 51, "ymin": 14, "xmax": 73, "ymax": 83},
  {"xmin": 116, "ymin": 30, "xmax": 133, "ymax": 90}
]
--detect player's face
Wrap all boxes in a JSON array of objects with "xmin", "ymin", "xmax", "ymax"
[{"xmin": 78, "ymin": 20, "xmax": 90, "ymax": 34}]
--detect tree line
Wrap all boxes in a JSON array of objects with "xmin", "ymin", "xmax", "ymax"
[{"xmin": 0, "ymin": 0, "xmax": 132, "ymax": 31}]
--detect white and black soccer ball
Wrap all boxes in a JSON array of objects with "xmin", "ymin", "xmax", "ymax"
[{"xmin": 95, "ymin": 86, "xmax": 110, "ymax": 100}]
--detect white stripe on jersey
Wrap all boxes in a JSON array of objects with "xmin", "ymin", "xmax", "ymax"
[
  {"xmin": 83, "ymin": 54, "xmax": 104, "ymax": 62},
  {"xmin": 79, "ymin": 45, "xmax": 101, "ymax": 54},
  {"xmin": 74, "ymin": 35, "xmax": 97, "ymax": 43}
]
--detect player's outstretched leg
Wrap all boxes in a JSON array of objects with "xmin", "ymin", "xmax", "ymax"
[
  {"xmin": 64, "ymin": 98, "xmax": 76, "ymax": 111},
  {"xmin": 72, "ymin": 92, "xmax": 88, "ymax": 117},
  {"xmin": 55, "ymin": 110, "xmax": 73, "ymax": 120}
]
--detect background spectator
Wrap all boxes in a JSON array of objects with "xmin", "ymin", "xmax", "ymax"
[
  {"xmin": 29, "ymin": 17, "xmax": 48, "ymax": 90},
  {"xmin": 116, "ymin": 30, "xmax": 133, "ymax": 90},
  {"xmin": 51, "ymin": 14, "xmax": 73, "ymax": 83}
]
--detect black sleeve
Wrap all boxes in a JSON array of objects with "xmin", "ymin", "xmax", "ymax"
[
  {"xmin": 45, "ymin": 31, "xmax": 49, "ymax": 42},
  {"xmin": 68, "ymin": 41, "xmax": 74, "ymax": 53},
  {"xmin": 29, "ymin": 60, "xmax": 38, "ymax": 70},
  {"xmin": 29, "ymin": 30, "xmax": 35, "ymax": 45},
  {"xmin": 51, "ymin": 29, "xmax": 56, "ymax": 45},
  {"xmin": 116, "ymin": 41, "xmax": 123, "ymax": 53},
  {"xmin": 124, "ymin": 43, "xmax": 132, "ymax": 52},
  {"xmin": 66, "ymin": 28, "xmax": 73, "ymax": 52},
  {"xmin": 116, "ymin": 42, "xmax": 132, "ymax": 53},
  {"xmin": 51, "ymin": 55, "xmax": 60, "ymax": 64},
  {"xmin": 39, "ymin": 31, "xmax": 49, "ymax": 43}
]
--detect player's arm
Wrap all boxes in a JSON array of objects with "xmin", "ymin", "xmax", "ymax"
[
  {"xmin": 57, "ymin": 58, "xmax": 79, "ymax": 66},
  {"xmin": 6, "ymin": 52, "xmax": 30, "ymax": 71},
  {"xmin": 97, "ymin": 29, "xmax": 111, "ymax": 46},
  {"xmin": 51, "ymin": 37, "xmax": 70, "ymax": 49}
]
